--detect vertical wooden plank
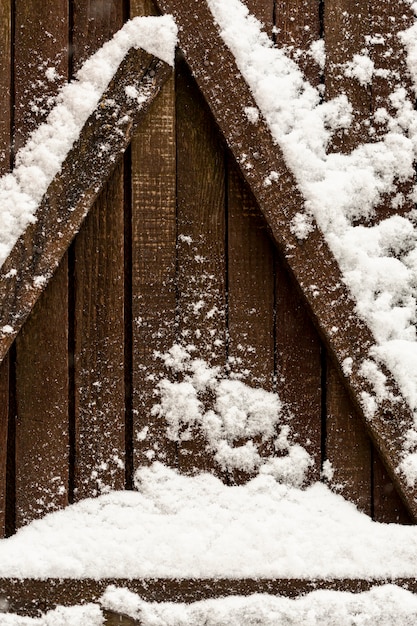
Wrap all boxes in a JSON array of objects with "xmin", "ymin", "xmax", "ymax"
[
  {"xmin": 275, "ymin": 263, "xmax": 322, "ymax": 481},
  {"xmin": 325, "ymin": 0, "xmax": 371, "ymax": 152},
  {"xmin": 71, "ymin": 0, "xmax": 125, "ymax": 499},
  {"xmin": 326, "ymin": 360, "xmax": 372, "ymax": 514},
  {"xmin": 14, "ymin": 1, "xmax": 69, "ymax": 527},
  {"xmin": 227, "ymin": 158, "xmax": 275, "ymax": 391},
  {"xmin": 0, "ymin": 0, "xmax": 11, "ymax": 537},
  {"xmin": 130, "ymin": 1, "xmax": 177, "ymax": 472},
  {"xmin": 275, "ymin": 0, "xmax": 321, "ymax": 85},
  {"xmin": 15, "ymin": 261, "xmax": 69, "ymax": 526},
  {"xmin": 176, "ymin": 61, "xmax": 226, "ymax": 473},
  {"xmin": 373, "ymin": 452, "xmax": 412, "ymax": 524}
]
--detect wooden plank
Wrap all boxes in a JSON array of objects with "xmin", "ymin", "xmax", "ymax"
[
  {"xmin": 15, "ymin": 260, "xmax": 69, "ymax": 527},
  {"xmin": 326, "ymin": 359, "xmax": 372, "ymax": 514},
  {"xmin": 275, "ymin": 0, "xmax": 322, "ymax": 85},
  {"xmin": 0, "ymin": 0, "xmax": 11, "ymax": 172},
  {"xmin": 0, "ymin": 50, "xmax": 172, "ymax": 365},
  {"xmin": 175, "ymin": 60, "xmax": 227, "ymax": 474},
  {"xmin": 153, "ymin": 0, "xmax": 417, "ymax": 520},
  {"xmin": 130, "ymin": 0, "xmax": 177, "ymax": 472},
  {"xmin": 13, "ymin": 1, "xmax": 69, "ymax": 528},
  {"xmin": 71, "ymin": 0, "xmax": 125, "ymax": 499},
  {"xmin": 373, "ymin": 452, "xmax": 412, "ymax": 524},
  {"xmin": 245, "ymin": 1, "xmax": 274, "ymax": 37},
  {"xmin": 275, "ymin": 261, "xmax": 322, "ymax": 482},
  {"xmin": 3, "ymin": 577, "xmax": 417, "ymax": 616},
  {"xmin": 324, "ymin": 0, "xmax": 371, "ymax": 152},
  {"xmin": 227, "ymin": 157, "xmax": 275, "ymax": 391}
]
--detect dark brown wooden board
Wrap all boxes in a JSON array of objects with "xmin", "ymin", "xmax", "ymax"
[
  {"xmin": 71, "ymin": 0, "xmax": 125, "ymax": 499},
  {"xmin": 15, "ymin": 260, "xmax": 69, "ymax": 527},
  {"xmin": 326, "ymin": 359, "xmax": 372, "ymax": 514},
  {"xmin": 275, "ymin": 261, "xmax": 322, "ymax": 482},
  {"xmin": 324, "ymin": 0, "xmax": 372, "ymax": 152},
  {"xmin": 130, "ymin": 0, "xmax": 178, "ymax": 473},
  {"xmin": 13, "ymin": 1, "xmax": 69, "ymax": 528},
  {"xmin": 373, "ymin": 451, "xmax": 412, "ymax": 524},
  {"xmin": 175, "ymin": 61, "xmax": 227, "ymax": 474},
  {"xmin": 4, "ymin": 577, "xmax": 417, "ymax": 617},
  {"xmin": 154, "ymin": 0, "xmax": 417, "ymax": 520},
  {"xmin": 275, "ymin": 0, "xmax": 322, "ymax": 85}
]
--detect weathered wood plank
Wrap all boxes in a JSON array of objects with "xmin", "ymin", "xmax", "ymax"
[
  {"xmin": 130, "ymin": 0, "xmax": 177, "ymax": 473},
  {"xmin": 275, "ymin": 0, "xmax": 322, "ymax": 85},
  {"xmin": 0, "ymin": 50, "xmax": 172, "ymax": 365},
  {"xmin": 227, "ymin": 157, "xmax": 275, "ymax": 391},
  {"xmin": 326, "ymin": 359, "xmax": 372, "ymax": 514},
  {"xmin": 153, "ymin": 0, "xmax": 417, "ymax": 520},
  {"xmin": 325, "ymin": 0, "xmax": 371, "ymax": 152},
  {"xmin": 3, "ymin": 577, "xmax": 417, "ymax": 617},
  {"xmin": 373, "ymin": 452, "xmax": 412, "ymax": 524},
  {"xmin": 175, "ymin": 61, "xmax": 227, "ymax": 474},
  {"xmin": 15, "ymin": 260, "xmax": 69, "ymax": 527},
  {"xmin": 275, "ymin": 261, "xmax": 322, "ymax": 482},
  {"xmin": 71, "ymin": 0, "xmax": 125, "ymax": 499},
  {"xmin": 13, "ymin": 1, "xmax": 69, "ymax": 528}
]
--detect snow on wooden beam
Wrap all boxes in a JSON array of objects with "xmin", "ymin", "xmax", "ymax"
[
  {"xmin": 154, "ymin": 0, "xmax": 417, "ymax": 520},
  {"xmin": 3, "ymin": 577, "xmax": 417, "ymax": 617},
  {"xmin": 0, "ymin": 47, "xmax": 171, "ymax": 365}
]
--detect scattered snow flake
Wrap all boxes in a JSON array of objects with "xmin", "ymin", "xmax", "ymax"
[
  {"xmin": 1, "ymin": 325, "xmax": 14, "ymax": 335},
  {"xmin": 343, "ymin": 53, "xmax": 375, "ymax": 86},
  {"xmin": 290, "ymin": 212, "xmax": 314, "ymax": 240},
  {"xmin": 244, "ymin": 105, "xmax": 260, "ymax": 124},
  {"xmin": 342, "ymin": 357, "xmax": 353, "ymax": 376},
  {"xmin": 321, "ymin": 459, "xmax": 334, "ymax": 482},
  {"xmin": 4, "ymin": 268, "xmax": 17, "ymax": 278},
  {"xmin": 33, "ymin": 274, "xmax": 47, "ymax": 288}
]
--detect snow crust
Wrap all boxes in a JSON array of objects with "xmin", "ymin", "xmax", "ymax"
[
  {"xmin": 1, "ymin": 462, "xmax": 417, "ymax": 580},
  {"xmin": 0, "ymin": 15, "xmax": 176, "ymax": 267},
  {"xmin": 207, "ymin": 0, "xmax": 417, "ymax": 484}
]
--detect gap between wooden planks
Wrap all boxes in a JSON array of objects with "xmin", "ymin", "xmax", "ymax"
[
  {"xmin": 153, "ymin": 0, "xmax": 417, "ymax": 522},
  {"xmin": 0, "ymin": 48, "xmax": 172, "ymax": 367}
]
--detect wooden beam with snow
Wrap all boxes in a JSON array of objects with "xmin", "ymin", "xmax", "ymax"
[
  {"xmin": 154, "ymin": 0, "xmax": 417, "ymax": 519},
  {"xmin": 3, "ymin": 577, "xmax": 417, "ymax": 617},
  {"xmin": 0, "ymin": 47, "xmax": 172, "ymax": 365}
]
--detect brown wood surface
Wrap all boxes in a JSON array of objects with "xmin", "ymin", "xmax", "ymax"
[
  {"xmin": 153, "ymin": 0, "xmax": 417, "ymax": 520},
  {"xmin": 245, "ymin": 0, "xmax": 274, "ymax": 37},
  {"xmin": 373, "ymin": 451, "xmax": 412, "ymax": 524},
  {"xmin": 3, "ymin": 577, "xmax": 417, "ymax": 617},
  {"xmin": 275, "ymin": 0, "xmax": 321, "ymax": 84},
  {"xmin": 324, "ymin": 0, "xmax": 371, "ymax": 152},
  {"xmin": 275, "ymin": 261, "xmax": 322, "ymax": 482},
  {"xmin": 13, "ymin": 1, "xmax": 69, "ymax": 529},
  {"xmin": 0, "ymin": 50, "xmax": 171, "ymax": 365},
  {"xmin": 71, "ymin": 0, "xmax": 125, "ymax": 499},
  {"xmin": 15, "ymin": 260, "xmax": 69, "ymax": 527},
  {"xmin": 326, "ymin": 359, "xmax": 372, "ymax": 514},
  {"xmin": 130, "ymin": 0, "xmax": 177, "ymax": 473},
  {"xmin": 175, "ymin": 61, "xmax": 227, "ymax": 474}
]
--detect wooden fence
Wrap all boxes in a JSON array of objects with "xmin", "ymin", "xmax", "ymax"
[{"xmin": 0, "ymin": 0, "xmax": 416, "ymax": 618}]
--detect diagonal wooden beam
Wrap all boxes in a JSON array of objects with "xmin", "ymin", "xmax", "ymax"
[
  {"xmin": 154, "ymin": 0, "xmax": 417, "ymax": 520},
  {"xmin": 0, "ymin": 47, "xmax": 172, "ymax": 365}
]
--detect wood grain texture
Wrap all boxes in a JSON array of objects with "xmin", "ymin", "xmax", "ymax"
[
  {"xmin": 13, "ymin": 2, "xmax": 69, "ymax": 528},
  {"xmin": 130, "ymin": 1, "xmax": 177, "ymax": 472},
  {"xmin": 4, "ymin": 577, "xmax": 417, "ymax": 616},
  {"xmin": 14, "ymin": 260, "xmax": 69, "ymax": 527},
  {"xmin": 326, "ymin": 359, "xmax": 372, "ymax": 514},
  {"xmin": 153, "ymin": 0, "xmax": 417, "ymax": 520},
  {"xmin": 0, "ymin": 50, "xmax": 171, "ymax": 365},
  {"xmin": 275, "ymin": 0, "xmax": 322, "ymax": 84},
  {"xmin": 0, "ymin": 0, "xmax": 11, "ymax": 172},
  {"xmin": 373, "ymin": 451, "xmax": 412, "ymax": 524},
  {"xmin": 71, "ymin": 0, "xmax": 125, "ymax": 499},
  {"xmin": 227, "ymin": 157, "xmax": 275, "ymax": 391},
  {"xmin": 324, "ymin": 0, "xmax": 371, "ymax": 152},
  {"xmin": 176, "ymin": 61, "xmax": 227, "ymax": 474},
  {"xmin": 275, "ymin": 260, "xmax": 322, "ymax": 482}
]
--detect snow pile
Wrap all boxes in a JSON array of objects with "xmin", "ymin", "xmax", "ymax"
[
  {"xmin": 152, "ymin": 345, "xmax": 312, "ymax": 484},
  {"xmin": 1, "ymin": 463, "xmax": 417, "ymax": 580},
  {"xmin": 101, "ymin": 585, "xmax": 417, "ymax": 626},
  {"xmin": 207, "ymin": 0, "xmax": 417, "ymax": 483},
  {"xmin": 0, "ymin": 15, "xmax": 176, "ymax": 267},
  {"xmin": 0, "ymin": 604, "xmax": 103, "ymax": 626}
]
